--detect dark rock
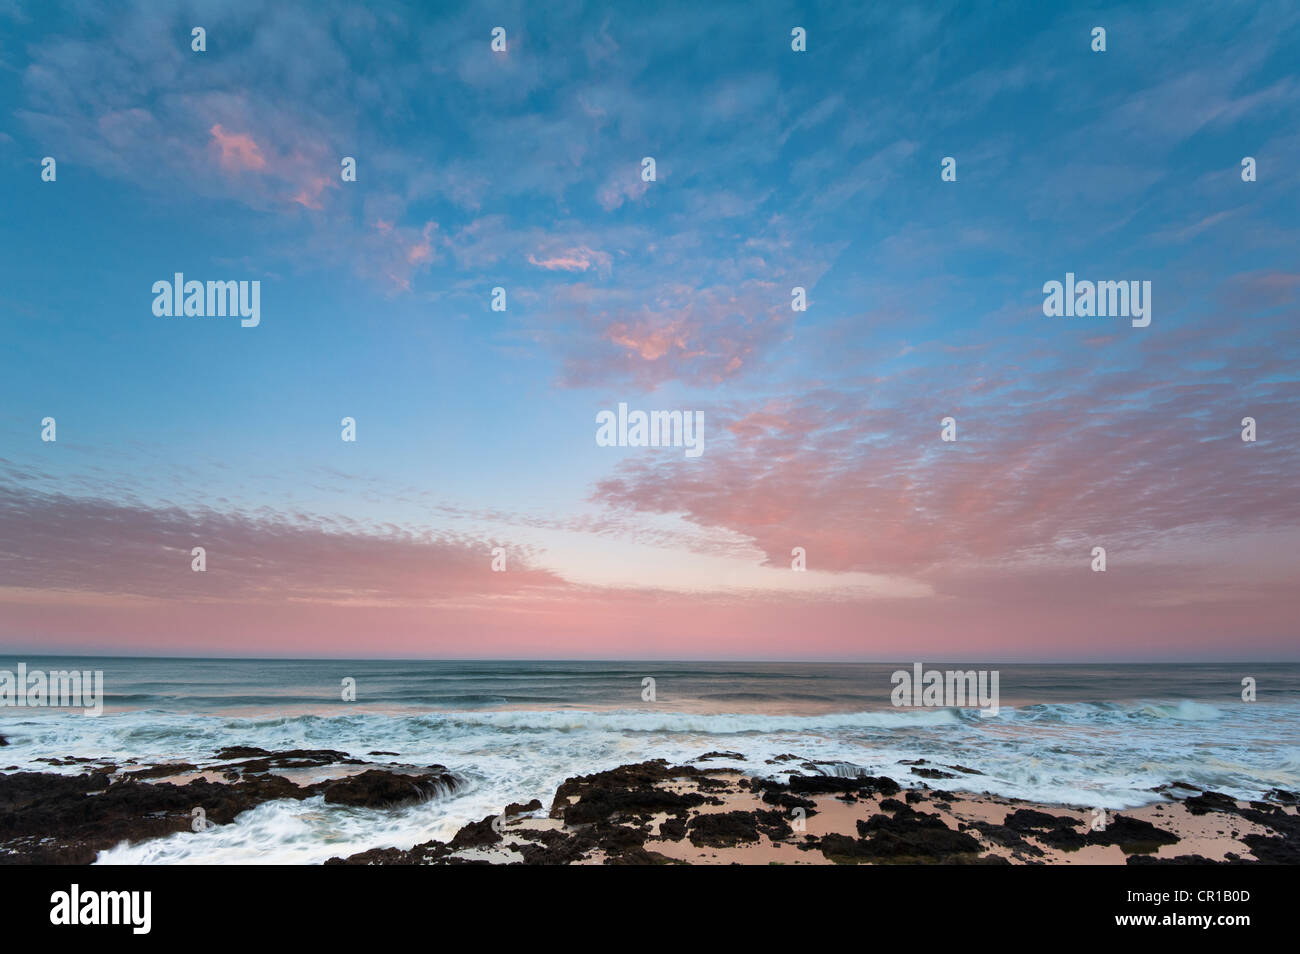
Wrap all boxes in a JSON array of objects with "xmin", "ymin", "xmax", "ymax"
[
  {"xmin": 1039, "ymin": 826, "xmax": 1088, "ymax": 850},
  {"xmin": 696, "ymin": 777, "xmax": 733, "ymax": 793},
  {"xmin": 448, "ymin": 815, "xmax": 503, "ymax": 850},
  {"xmin": 212, "ymin": 748, "xmax": 362, "ymax": 774},
  {"xmin": 818, "ymin": 809, "xmax": 984, "ymax": 864},
  {"xmin": 326, "ymin": 839, "xmax": 452, "ymax": 865},
  {"xmin": 754, "ymin": 809, "xmax": 795, "ymax": 841},
  {"xmin": 912, "ymin": 767, "xmax": 959, "ymax": 780},
  {"xmin": 550, "ymin": 760, "xmax": 711, "ymax": 825},
  {"xmin": 0, "ymin": 754, "xmax": 461, "ymax": 864},
  {"xmin": 1087, "ymin": 815, "xmax": 1179, "ymax": 854},
  {"xmin": 687, "ymin": 811, "xmax": 761, "ymax": 848},
  {"xmin": 1183, "ymin": 791, "xmax": 1239, "ymax": 815},
  {"xmin": 966, "ymin": 821, "xmax": 1045, "ymax": 857},
  {"xmin": 0, "ymin": 770, "xmax": 307, "ymax": 865},
  {"xmin": 213, "ymin": 746, "xmax": 271, "ymax": 759},
  {"xmin": 513, "ymin": 828, "xmax": 592, "ymax": 865},
  {"xmin": 759, "ymin": 791, "xmax": 818, "ymax": 815},
  {"xmin": 857, "ymin": 809, "xmax": 983, "ymax": 861},
  {"xmin": 601, "ymin": 847, "xmax": 681, "ymax": 865},
  {"xmin": 1127, "ymin": 854, "xmax": 1237, "ymax": 865},
  {"xmin": 784, "ymin": 773, "xmax": 900, "ymax": 797},
  {"xmin": 1004, "ymin": 809, "xmax": 1080, "ymax": 832},
  {"xmin": 505, "ymin": 798, "xmax": 543, "ymax": 817},
  {"xmin": 1151, "ymin": 780, "xmax": 1200, "ymax": 794},
  {"xmin": 126, "ymin": 763, "xmax": 198, "ymax": 780},
  {"xmin": 320, "ymin": 768, "xmax": 459, "ymax": 808},
  {"xmin": 657, "ymin": 815, "xmax": 688, "ymax": 841}
]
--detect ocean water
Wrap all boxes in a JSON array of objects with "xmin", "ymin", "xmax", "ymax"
[{"xmin": 1, "ymin": 657, "xmax": 1298, "ymax": 865}]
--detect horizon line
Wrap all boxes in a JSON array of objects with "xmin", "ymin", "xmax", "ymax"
[{"xmin": 0, "ymin": 652, "xmax": 1295, "ymax": 665}]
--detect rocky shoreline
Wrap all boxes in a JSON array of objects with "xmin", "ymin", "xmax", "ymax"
[
  {"xmin": 0, "ymin": 746, "xmax": 459, "ymax": 864},
  {"xmin": 2, "ymin": 748, "xmax": 1296, "ymax": 865},
  {"xmin": 325, "ymin": 758, "xmax": 1300, "ymax": 865}
]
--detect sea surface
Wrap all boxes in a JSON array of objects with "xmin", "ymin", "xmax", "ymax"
[{"xmin": 2, "ymin": 657, "xmax": 1298, "ymax": 864}]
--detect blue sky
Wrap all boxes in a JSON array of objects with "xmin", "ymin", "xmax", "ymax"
[{"xmin": 1, "ymin": 0, "xmax": 1297, "ymax": 658}]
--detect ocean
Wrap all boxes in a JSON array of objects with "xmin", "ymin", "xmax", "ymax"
[{"xmin": 2, "ymin": 657, "xmax": 1297, "ymax": 864}]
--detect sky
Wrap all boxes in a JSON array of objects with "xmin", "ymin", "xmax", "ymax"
[{"xmin": 0, "ymin": 0, "xmax": 1297, "ymax": 660}]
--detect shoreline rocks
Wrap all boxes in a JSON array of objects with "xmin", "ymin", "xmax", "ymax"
[
  {"xmin": 4, "ymin": 748, "xmax": 1296, "ymax": 866},
  {"xmin": 325, "ymin": 760, "xmax": 1300, "ymax": 866},
  {"xmin": 0, "ymin": 748, "xmax": 462, "ymax": 864}
]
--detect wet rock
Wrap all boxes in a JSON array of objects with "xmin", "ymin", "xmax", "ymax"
[
  {"xmin": 0, "ymin": 770, "xmax": 306, "ymax": 865},
  {"xmin": 505, "ymin": 798, "xmax": 543, "ymax": 816},
  {"xmin": 326, "ymin": 839, "xmax": 452, "ymax": 865},
  {"xmin": 1039, "ymin": 826, "xmax": 1088, "ymax": 851},
  {"xmin": 696, "ymin": 777, "xmax": 734, "ymax": 793},
  {"xmin": 1087, "ymin": 815, "xmax": 1179, "ymax": 854},
  {"xmin": 320, "ymin": 768, "xmax": 459, "ymax": 808},
  {"xmin": 687, "ymin": 811, "xmax": 761, "ymax": 848},
  {"xmin": 847, "ymin": 809, "xmax": 985, "ymax": 862},
  {"xmin": 1241, "ymin": 833, "xmax": 1300, "ymax": 864},
  {"xmin": 782, "ymin": 773, "xmax": 900, "ymax": 797},
  {"xmin": 126, "ymin": 763, "xmax": 198, "ymax": 780},
  {"xmin": 816, "ymin": 809, "xmax": 984, "ymax": 864},
  {"xmin": 1236, "ymin": 805, "xmax": 1300, "ymax": 863},
  {"xmin": 213, "ymin": 746, "xmax": 271, "ymax": 760},
  {"xmin": 754, "ymin": 809, "xmax": 795, "ymax": 841},
  {"xmin": 601, "ymin": 847, "xmax": 681, "ymax": 865},
  {"xmin": 1183, "ymin": 791, "xmax": 1239, "ymax": 815},
  {"xmin": 213, "ymin": 748, "xmax": 362, "ymax": 774},
  {"xmin": 759, "ymin": 790, "xmax": 818, "ymax": 815},
  {"xmin": 449, "ymin": 815, "xmax": 503, "ymax": 850},
  {"xmin": 911, "ymin": 767, "xmax": 958, "ymax": 780},
  {"xmin": 550, "ymin": 761, "xmax": 712, "ymax": 825},
  {"xmin": 658, "ymin": 815, "xmax": 688, "ymax": 841},
  {"xmin": 1151, "ymin": 780, "xmax": 1200, "ymax": 794},
  {"xmin": 965, "ymin": 821, "xmax": 1045, "ymax": 857},
  {"xmin": 1127, "ymin": 854, "xmax": 1237, "ymax": 865},
  {"xmin": 1004, "ymin": 809, "xmax": 1081, "ymax": 833},
  {"xmin": 514, "ymin": 828, "xmax": 592, "ymax": 865},
  {"xmin": 593, "ymin": 820, "xmax": 649, "ymax": 855}
]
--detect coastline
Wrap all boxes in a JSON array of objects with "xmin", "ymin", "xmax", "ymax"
[
  {"xmin": 328, "ymin": 758, "xmax": 1300, "ymax": 865},
  {"xmin": 2, "ymin": 748, "xmax": 1295, "ymax": 865}
]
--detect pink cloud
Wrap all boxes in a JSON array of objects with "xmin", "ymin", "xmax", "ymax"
[
  {"xmin": 528, "ymin": 245, "xmax": 612, "ymax": 272},
  {"xmin": 291, "ymin": 173, "xmax": 333, "ymax": 210},
  {"xmin": 209, "ymin": 124, "xmax": 267, "ymax": 172},
  {"xmin": 552, "ymin": 283, "xmax": 793, "ymax": 389},
  {"xmin": 406, "ymin": 222, "xmax": 439, "ymax": 265},
  {"xmin": 597, "ymin": 173, "xmax": 650, "ymax": 211}
]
